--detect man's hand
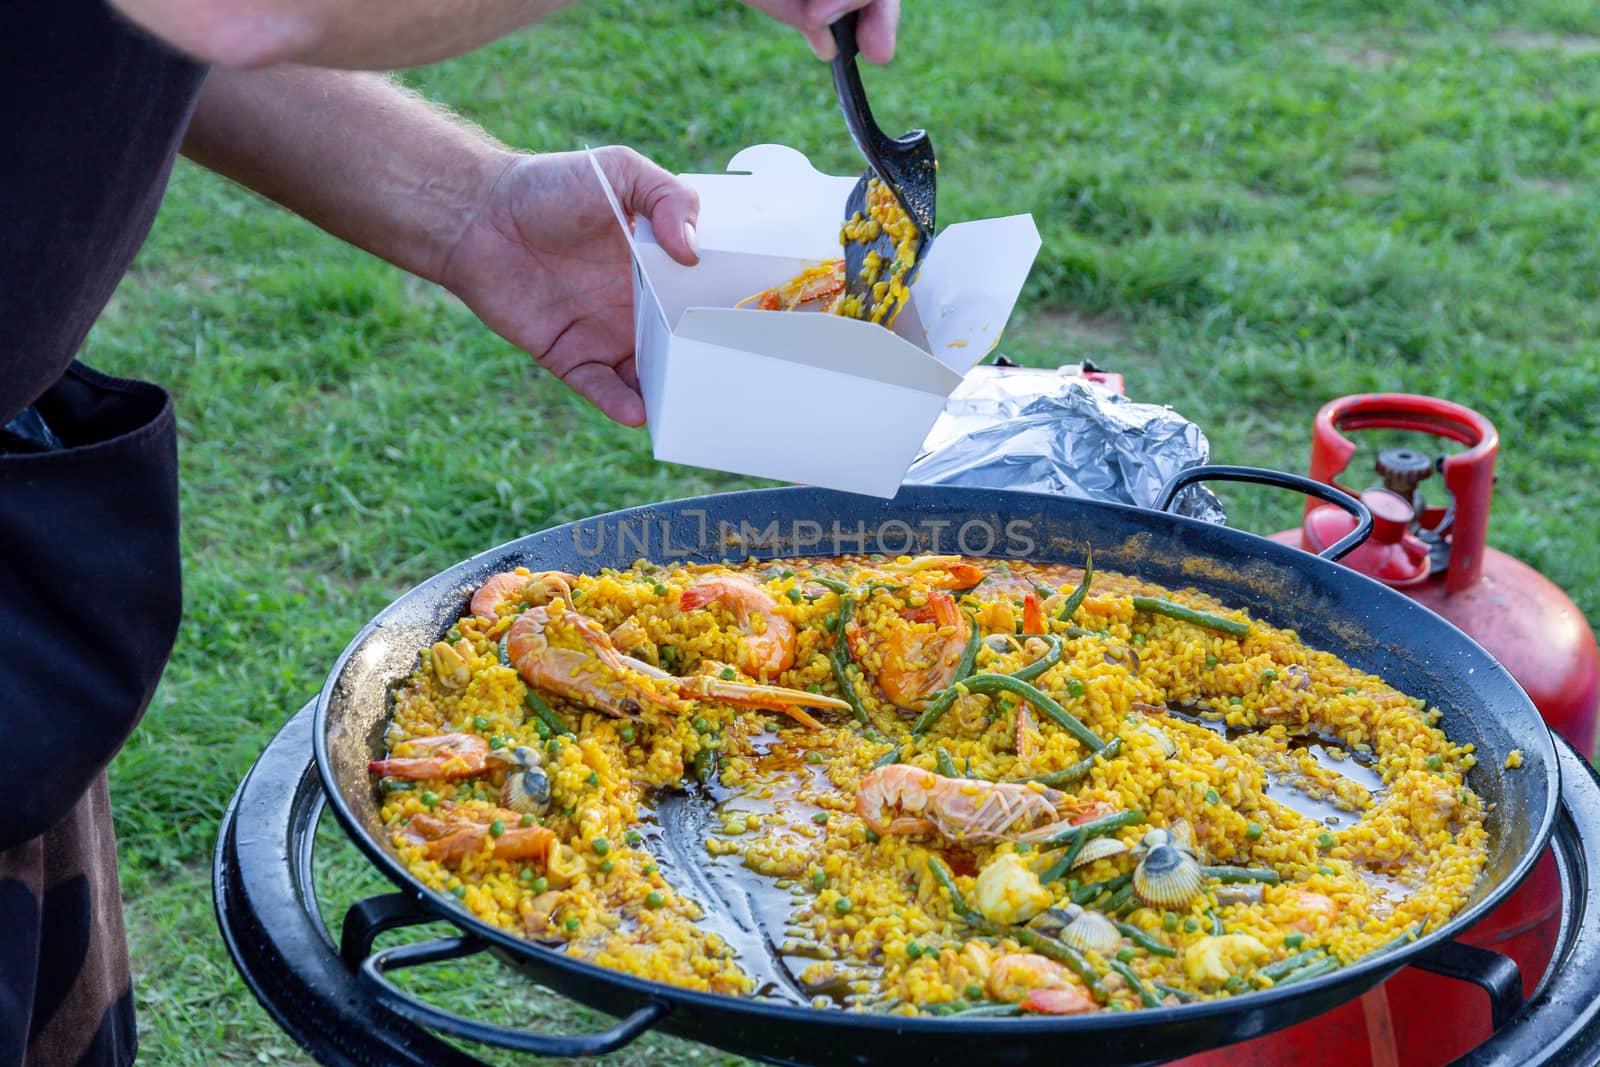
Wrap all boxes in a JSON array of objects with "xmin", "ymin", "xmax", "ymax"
[
  {"xmin": 439, "ymin": 147, "xmax": 700, "ymax": 427},
  {"xmin": 738, "ymin": 0, "xmax": 899, "ymax": 63}
]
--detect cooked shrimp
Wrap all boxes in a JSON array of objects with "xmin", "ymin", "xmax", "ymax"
[
  {"xmin": 368, "ymin": 733, "xmax": 489, "ymax": 780},
  {"xmin": 1290, "ymin": 890, "xmax": 1338, "ymax": 932},
  {"xmin": 1021, "ymin": 591, "xmax": 1046, "ymax": 635},
  {"xmin": 855, "ymin": 765, "xmax": 1096, "ymax": 844},
  {"xmin": 618, "ymin": 655, "xmax": 848, "ymax": 730},
  {"xmin": 878, "ymin": 555, "xmax": 985, "ymax": 589},
  {"xmin": 470, "ymin": 570, "xmax": 578, "ymax": 622},
  {"xmin": 506, "ymin": 603, "xmax": 675, "ymax": 718},
  {"xmin": 677, "ymin": 574, "xmax": 797, "ymax": 678},
  {"xmin": 1021, "ymin": 987, "xmax": 1099, "ymax": 1015},
  {"xmin": 988, "ymin": 954, "xmax": 1092, "ymax": 1009},
  {"xmin": 735, "ymin": 259, "xmax": 844, "ymax": 311},
  {"xmin": 865, "ymin": 591, "xmax": 971, "ymax": 709},
  {"xmin": 397, "ymin": 804, "xmax": 557, "ymax": 865}
]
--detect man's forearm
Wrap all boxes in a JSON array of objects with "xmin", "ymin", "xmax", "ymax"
[
  {"xmin": 111, "ymin": 0, "xmax": 576, "ymax": 69},
  {"xmin": 182, "ymin": 66, "xmax": 514, "ymax": 286}
]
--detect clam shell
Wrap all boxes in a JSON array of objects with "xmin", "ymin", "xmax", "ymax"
[
  {"xmin": 1137, "ymin": 723, "xmax": 1178, "ymax": 759},
  {"xmin": 1056, "ymin": 910, "xmax": 1122, "ymax": 957},
  {"xmin": 1070, "ymin": 836, "xmax": 1130, "ymax": 870},
  {"xmin": 1026, "ymin": 905, "xmax": 1080, "ymax": 938},
  {"xmin": 1133, "ymin": 845, "xmax": 1206, "ymax": 908},
  {"xmin": 501, "ymin": 767, "xmax": 552, "ymax": 815}
]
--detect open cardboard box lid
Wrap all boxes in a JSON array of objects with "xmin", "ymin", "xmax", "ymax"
[{"xmin": 590, "ymin": 145, "xmax": 1040, "ymax": 498}]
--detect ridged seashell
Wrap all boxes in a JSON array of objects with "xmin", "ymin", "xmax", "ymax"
[
  {"xmin": 1133, "ymin": 844, "xmax": 1206, "ymax": 908},
  {"xmin": 1056, "ymin": 909, "xmax": 1122, "ymax": 957},
  {"xmin": 1026, "ymin": 905, "xmax": 1077, "ymax": 938},
  {"xmin": 1137, "ymin": 723, "xmax": 1178, "ymax": 759},
  {"xmin": 1070, "ymin": 836, "xmax": 1130, "ymax": 870},
  {"xmin": 501, "ymin": 767, "xmax": 552, "ymax": 815}
]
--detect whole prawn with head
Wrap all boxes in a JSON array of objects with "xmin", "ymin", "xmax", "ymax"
[
  {"xmin": 849, "ymin": 590, "xmax": 971, "ymax": 710},
  {"xmin": 856, "ymin": 764, "xmax": 1106, "ymax": 845}
]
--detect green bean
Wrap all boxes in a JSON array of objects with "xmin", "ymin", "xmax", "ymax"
[
  {"xmin": 1040, "ymin": 832, "xmax": 1089, "ymax": 884},
  {"xmin": 1202, "ymin": 865, "xmax": 1281, "ymax": 885},
  {"xmin": 926, "ymin": 856, "xmax": 977, "ymax": 920},
  {"xmin": 1369, "ymin": 921, "xmax": 1428, "ymax": 957},
  {"xmin": 813, "ymin": 577, "xmax": 851, "ymax": 596},
  {"xmin": 1056, "ymin": 551, "xmax": 1093, "ymax": 624},
  {"xmin": 523, "ymin": 690, "xmax": 574, "ymax": 737},
  {"xmin": 1116, "ymin": 923, "xmax": 1178, "ymax": 957},
  {"xmin": 907, "ymin": 616, "xmax": 982, "ymax": 735},
  {"xmin": 1259, "ymin": 948, "xmax": 1325, "ymax": 981},
  {"xmin": 1276, "ymin": 957, "xmax": 1342, "ymax": 986},
  {"xmin": 1009, "ymin": 634, "xmax": 1064, "ymax": 684},
  {"xmin": 1208, "ymin": 910, "xmax": 1225, "ymax": 936},
  {"xmin": 1038, "ymin": 809, "xmax": 1147, "ymax": 852},
  {"xmin": 935, "ymin": 748, "xmax": 963, "ymax": 779},
  {"xmin": 693, "ymin": 746, "xmax": 719, "ymax": 784},
  {"xmin": 1106, "ymin": 883, "xmax": 1135, "ymax": 914},
  {"xmin": 941, "ymin": 1002, "xmax": 1023, "ymax": 1018},
  {"xmin": 1071, "ymin": 871, "xmax": 1133, "ymax": 906},
  {"xmin": 1109, "ymin": 959, "xmax": 1161, "ymax": 1008},
  {"xmin": 1024, "ymin": 737, "xmax": 1122, "ymax": 788},
  {"xmin": 1152, "ymin": 981, "xmax": 1198, "ymax": 1004},
  {"xmin": 936, "ymin": 674, "xmax": 1105, "ymax": 751},
  {"xmin": 1130, "ymin": 596, "xmax": 1250, "ymax": 638},
  {"xmin": 829, "ymin": 597, "xmax": 870, "ymax": 725},
  {"xmin": 873, "ymin": 744, "xmax": 902, "ymax": 769}
]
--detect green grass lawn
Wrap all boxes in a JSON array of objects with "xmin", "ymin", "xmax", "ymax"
[{"xmin": 84, "ymin": 0, "xmax": 1599, "ymax": 1061}]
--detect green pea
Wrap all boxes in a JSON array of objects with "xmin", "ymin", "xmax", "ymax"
[
  {"xmin": 965, "ymin": 984, "xmax": 984, "ymax": 1000},
  {"xmin": 586, "ymin": 770, "xmax": 599, "ymax": 786},
  {"xmin": 473, "ymin": 715, "xmax": 491, "ymax": 731},
  {"xmin": 787, "ymin": 588, "xmax": 802, "ymax": 604},
  {"xmin": 653, "ymin": 584, "xmax": 668, "ymax": 597},
  {"xmin": 533, "ymin": 876, "xmax": 548, "ymax": 892},
  {"xmin": 1342, "ymin": 686, "xmax": 1359, "ymax": 695},
  {"xmin": 547, "ymin": 739, "xmax": 563, "ymax": 755},
  {"xmin": 824, "ymin": 613, "xmax": 839, "ymax": 632},
  {"xmin": 1261, "ymin": 669, "xmax": 1278, "ymax": 685},
  {"xmin": 489, "ymin": 819, "xmax": 505, "ymax": 838},
  {"xmin": 521, "ymin": 814, "xmax": 535, "ymax": 827},
  {"xmin": 599, "ymin": 860, "xmax": 615, "ymax": 874},
  {"xmin": 451, "ymin": 885, "xmax": 466, "ymax": 899},
  {"xmin": 1116, "ymin": 947, "xmax": 1136, "ymax": 963},
  {"xmin": 806, "ymin": 683, "xmax": 823, "ymax": 694},
  {"xmin": 565, "ymin": 917, "xmax": 581, "ymax": 931},
  {"xmin": 1246, "ymin": 822, "xmax": 1264, "ymax": 840},
  {"xmin": 1066, "ymin": 678, "xmax": 1086, "ymax": 698},
  {"xmin": 906, "ymin": 942, "xmax": 922, "ymax": 959},
  {"xmin": 1132, "ymin": 634, "xmax": 1146, "ymax": 647},
  {"xmin": 812, "ymin": 871, "xmax": 828, "ymax": 890},
  {"xmin": 1162, "ymin": 911, "xmax": 1178, "ymax": 932},
  {"xmin": 1184, "ymin": 918, "xmax": 1199, "ymax": 933},
  {"xmin": 813, "ymin": 811, "xmax": 830, "ymax": 825},
  {"xmin": 1205, "ymin": 789, "xmax": 1220, "ymax": 805},
  {"xmin": 646, "ymin": 891, "xmax": 665, "ymax": 908},
  {"xmin": 1229, "ymin": 696, "xmax": 1243, "ymax": 706},
  {"xmin": 532, "ymin": 719, "xmax": 552, "ymax": 739},
  {"xmin": 865, "ymin": 830, "xmax": 880, "ymax": 844},
  {"xmin": 805, "ymin": 751, "xmax": 826, "ymax": 764},
  {"xmin": 1224, "ymin": 974, "xmax": 1245, "ymax": 993},
  {"xmin": 620, "ymin": 726, "xmax": 636, "ymax": 743},
  {"xmin": 1318, "ymin": 865, "xmax": 1335, "ymax": 876},
  {"xmin": 625, "ymin": 829, "xmax": 643, "ymax": 845},
  {"xmin": 519, "ymin": 868, "xmax": 535, "ymax": 883},
  {"xmin": 1318, "ymin": 832, "xmax": 1335, "ymax": 849},
  {"xmin": 1426, "ymin": 754, "xmax": 1444, "ymax": 771},
  {"xmin": 720, "ymin": 667, "xmax": 737, "ymax": 681},
  {"xmin": 693, "ymin": 717, "xmax": 710, "ymax": 733},
  {"xmin": 489, "ymin": 737, "xmax": 506, "ymax": 750},
  {"xmin": 1205, "ymin": 654, "xmax": 1219, "ymax": 668},
  {"xmin": 1284, "ymin": 933, "xmax": 1305, "ymax": 949},
  {"xmin": 835, "ymin": 897, "xmax": 853, "ymax": 915},
  {"xmin": 592, "ymin": 837, "xmax": 611, "ymax": 856},
  {"xmin": 421, "ymin": 791, "xmax": 440, "ymax": 809},
  {"xmin": 780, "ymin": 568, "xmax": 796, "ymax": 580}
]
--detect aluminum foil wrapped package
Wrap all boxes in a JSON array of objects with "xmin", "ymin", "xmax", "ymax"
[{"xmin": 904, "ymin": 364, "xmax": 1225, "ymax": 523}]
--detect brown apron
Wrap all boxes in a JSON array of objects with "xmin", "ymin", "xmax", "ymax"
[{"xmin": 0, "ymin": 364, "xmax": 183, "ymax": 1066}]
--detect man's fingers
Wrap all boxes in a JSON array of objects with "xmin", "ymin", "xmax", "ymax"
[
  {"xmin": 560, "ymin": 361, "xmax": 646, "ymax": 427},
  {"xmin": 854, "ymin": 0, "xmax": 899, "ymax": 64},
  {"xmin": 600, "ymin": 145, "xmax": 700, "ymax": 266}
]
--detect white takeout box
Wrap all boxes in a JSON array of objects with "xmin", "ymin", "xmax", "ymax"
[{"xmin": 590, "ymin": 145, "xmax": 1041, "ymax": 498}]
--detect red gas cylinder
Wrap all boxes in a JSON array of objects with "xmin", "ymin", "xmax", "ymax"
[{"xmin": 1175, "ymin": 393, "xmax": 1598, "ymax": 1067}]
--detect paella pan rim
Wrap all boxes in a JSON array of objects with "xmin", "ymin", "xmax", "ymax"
[{"xmin": 310, "ymin": 483, "xmax": 1560, "ymax": 1050}]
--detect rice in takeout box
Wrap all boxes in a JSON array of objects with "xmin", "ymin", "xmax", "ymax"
[{"xmin": 588, "ymin": 145, "xmax": 1041, "ymax": 498}]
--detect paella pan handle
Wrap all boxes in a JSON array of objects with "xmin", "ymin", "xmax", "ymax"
[
  {"xmin": 1406, "ymin": 939, "xmax": 1524, "ymax": 1031},
  {"xmin": 1154, "ymin": 464, "xmax": 1375, "ymax": 562},
  {"xmin": 340, "ymin": 892, "xmax": 669, "ymax": 1056}
]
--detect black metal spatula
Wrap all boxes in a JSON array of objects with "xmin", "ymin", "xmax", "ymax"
[{"xmin": 830, "ymin": 12, "xmax": 936, "ymax": 324}]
